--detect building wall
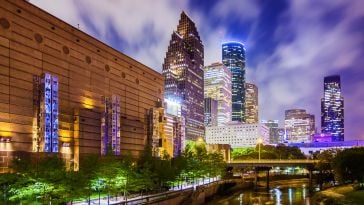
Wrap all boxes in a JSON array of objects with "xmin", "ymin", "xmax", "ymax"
[
  {"xmin": 205, "ymin": 122, "xmax": 269, "ymax": 148},
  {"xmin": 0, "ymin": 0, "xmax": 163, "ymax": 171}
]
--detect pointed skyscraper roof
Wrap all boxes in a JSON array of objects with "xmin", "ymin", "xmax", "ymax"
[{"xmin": 176, "ymin": 11, "xmax": 201, "ymax": 41}]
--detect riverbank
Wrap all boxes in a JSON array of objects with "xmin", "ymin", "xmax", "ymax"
[{"xmin": 312, "ymin": 184, "xmax": 364, "ymax": 205}]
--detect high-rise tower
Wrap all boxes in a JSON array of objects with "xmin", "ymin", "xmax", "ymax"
[
  {"xmin": 321, "ymin": 75, "xmax": 344, "ymax": 141},
  {"xmin": 245, "ymin": 83, "xmax": 258, "ymax": 123},
  {"xmin": 285, "ymin": 109, "xmax": 315, "ymax": 143},
  {"xmin": 204, "ymin": 62, "xmax": 232, "ymax": 126},
  {"xmin": 222, "ymin": 42, "xmax": 246, "ymax": 122},
  {"xmin": 162, "ymin": 12, "xmax": 204, "ymax": 141}
]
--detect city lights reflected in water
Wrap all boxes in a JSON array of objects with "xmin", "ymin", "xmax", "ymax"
[{"xmin": 207, "ymin": 182, "xmax": 311, "ymax": 205}]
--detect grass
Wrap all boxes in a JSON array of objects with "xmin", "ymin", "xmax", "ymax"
[
  {"xmin": 313, "ymin": 184, "xmax": 364, "ymax": 205},
  {"xmin": 343, "ymin": 190, "xmax": 364, "ymax": 204}
]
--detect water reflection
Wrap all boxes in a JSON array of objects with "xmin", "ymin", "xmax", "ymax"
[{"xmin": 208, "ymin": 184, "xmax": 310, "ymax": 205}]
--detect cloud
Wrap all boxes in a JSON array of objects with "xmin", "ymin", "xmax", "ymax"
[
  {"xmin": 198, "ymin": 0, "xmax": 261, "ymax": 67},
  {"xmin": 254, "ymin": 0, "xmax": 364, "ymax": 139},
  {"xmin": 212, "ymin": 0, "xmax": 261, "ymax": 22},
  {"xmin": 31, "ymin": 0, "xmax": 189, "ymax": 71}
]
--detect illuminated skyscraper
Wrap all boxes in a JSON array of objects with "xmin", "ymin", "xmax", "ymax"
[
  {"xmin": 204, "ymin": 62, "xmax": 232, "ymax": 126},
  {"xmin": 245, "ymin": 83, "xmax": 258, "ymax": 123},
  {"xmin": 285, "ymin": 109, "xmax": 315, "ymax": 143},
  {"xmin": 162, "ymin": 12, "xmax": 204, "ymax": 141},
  {"xmin": 321, "ymin": 75, "xmax": 344, "ymax": 141},
  {"xmin": 222, "ymin": 42, "xmax": 246, "ymax": 122}
]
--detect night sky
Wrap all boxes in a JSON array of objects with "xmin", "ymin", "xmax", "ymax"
[{"xmin": 30, "ymin": 0, "xmax": 364, "ymax": 140}]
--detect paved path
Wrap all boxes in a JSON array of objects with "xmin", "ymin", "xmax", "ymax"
[{"xmin": 72, "ymin": 177, "xmax": 220, "ymax": 205}]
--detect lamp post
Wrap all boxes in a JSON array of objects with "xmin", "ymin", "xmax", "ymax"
[{"xmin": 257, "ymin": 138, "xmax": 263, "ymax": 161}]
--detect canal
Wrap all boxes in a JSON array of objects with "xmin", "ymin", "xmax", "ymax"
[{"xmin": 207, "ymin": 179, "xmax": 311, "ymax": 205}]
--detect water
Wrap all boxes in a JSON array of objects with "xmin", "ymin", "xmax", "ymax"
[{"xmin": 207, "ymin": 180, "xmax": 311, "ymax": 205}]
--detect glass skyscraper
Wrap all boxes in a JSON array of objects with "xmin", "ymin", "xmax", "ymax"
[
  {"xmin": 163, "ymin": 12, "xmax": 204, "ymax": 141},
  {"xmin": 222, "ymin": 42, "xmax": 246, "ymax": 122},
  {"xmin": 204, "ymin": 62, "xmax": 232, "ymax": 126},
  {"xmin": 321, "ymin": 75, "xmax": 344, "ymax": 141}
]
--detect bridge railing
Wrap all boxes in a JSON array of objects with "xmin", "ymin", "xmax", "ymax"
[{"xmin": 227, "ymin": 159, "xmax": 319, "ymax": 164}]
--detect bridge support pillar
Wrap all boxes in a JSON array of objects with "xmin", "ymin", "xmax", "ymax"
[
  {"xmin": 266, "ymin": 169, "xmax": 270, "ymax": 191},
  {"xmin": 309, "ymin": 169, "xmax": 313, "ymax": 193},
  {"xmin": 254, "ymin": 168, "xmax": 258, "ymax": 191}
]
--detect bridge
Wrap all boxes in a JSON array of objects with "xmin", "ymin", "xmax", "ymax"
[
  {"xmin": 226, "ymin": 159, "xmax": 319, "ymax": 191},
  {"xmin": 227, "ymin": 159, "xmax": 319, "ymax": 168}
]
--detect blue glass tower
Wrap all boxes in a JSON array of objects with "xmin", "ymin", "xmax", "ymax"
[
  {"xmin": 222, "ymin": 42, "xmax": 246, "ymax": 122},
  {"xmin": 321, "ymin": 75, "xmax": 344, "ymax": 141}
]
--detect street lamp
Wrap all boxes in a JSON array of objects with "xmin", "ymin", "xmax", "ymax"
[{"xmin": 257, "ymin": 138, "xmax": 263, "ymax": 161}]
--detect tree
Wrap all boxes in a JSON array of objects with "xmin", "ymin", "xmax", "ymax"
[
  {"xmin": 315, "ymin": 149, "xmax": 340, "ymax": 188},
  {"xmin": 333, "ymin": 147, "xmax": 364, "ymax": 184}
]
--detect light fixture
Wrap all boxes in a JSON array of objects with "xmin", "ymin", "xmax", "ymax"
[{"xmin": 0, "ymin": 136, "xmax": 11, "ymax": 143}]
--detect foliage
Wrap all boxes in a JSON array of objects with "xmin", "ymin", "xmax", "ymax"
[
  {"xmin": 231, "ymin": 144, "xmax": 305, "ymax": 160},
  {"xmin": 333, "ymin": 147, "xmax": 364, "ymax": 183},
  {"xmin": 314, "ymin": 149, "xmax": 340, "ymax": 186},
  {"xmin": 1, "ymin": 142, "xmax": 226, "ymax": 204}
]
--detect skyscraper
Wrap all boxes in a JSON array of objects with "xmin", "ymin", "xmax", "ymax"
[
  {"xmin": 163, "ymin": 12, "xmax": 204, "ymax": 141},
  {"xmin": 321, "ymin": 75, "xmax": 344, "ymax": 141},
  {"xmin": 245, "ymin": 83, "xmax": 258, "ymax": 123},
  {"xmin": 261, "ymin": 120, "xmax": 283, "ymax": 144},
  {"xmin": 204, "ymin": 97, "xmax": 218, "ymax": 127},
  {"xmin": 204, "ymin": 62, "xmax": 232, "ymax": 126},
  {"xmin": 222, "ymin": 42, "xmax": 246, "ymax": 122},
  {"xmin": 285, "ymin": 109, "xmax": 315, "ymax": 143}
]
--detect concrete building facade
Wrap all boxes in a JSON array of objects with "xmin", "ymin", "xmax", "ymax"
[
  {"xmin": 0, "ymin": 0, "xmax": 164, "ymax": 171},
  {"xmin": 205, "ymin": 122, "xmax": 269, "ymax": 148}
]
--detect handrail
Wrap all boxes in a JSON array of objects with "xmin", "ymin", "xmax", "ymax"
[{"xmin": 228, "ymin": 159, "xmax": 319, "ymax": 164}]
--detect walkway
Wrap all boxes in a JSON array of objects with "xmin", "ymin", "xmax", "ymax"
[{"xmin": 72, "ymin": 177, "xmax": 220, "ymax": 205}]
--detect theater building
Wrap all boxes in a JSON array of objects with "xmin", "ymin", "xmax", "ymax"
[{"xmin": 0, "ymin": 0, "xmax": 164, "ymax": 172}]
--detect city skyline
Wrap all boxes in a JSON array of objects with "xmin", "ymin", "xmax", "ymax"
[{"xmin": 29, "ymin": 0, "xmax": 364, "ymax": 140}]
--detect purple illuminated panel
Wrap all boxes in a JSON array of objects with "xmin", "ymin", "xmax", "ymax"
[
  {"xmin": 51, "ymin": 76, "xmax": 59, "ymax": 152},
  {"xmin": 111, "ymin": 95, "xmax": 121, "ymax": 155},
  {"xmin": 101, "ymin": 95, "xmax": 121, "ymax": 155},
  {"xmin": 40, "ymin": 73, "xmax": 58, "ymax": 153},
  {"xmin": 101, "ymin": 97, "xmax": 109, "ymax": 155}
]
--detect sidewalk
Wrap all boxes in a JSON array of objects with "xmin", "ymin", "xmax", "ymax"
[{"xmin": 72, "ymin": 177, "xmax": 220, "ymax": 205}]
